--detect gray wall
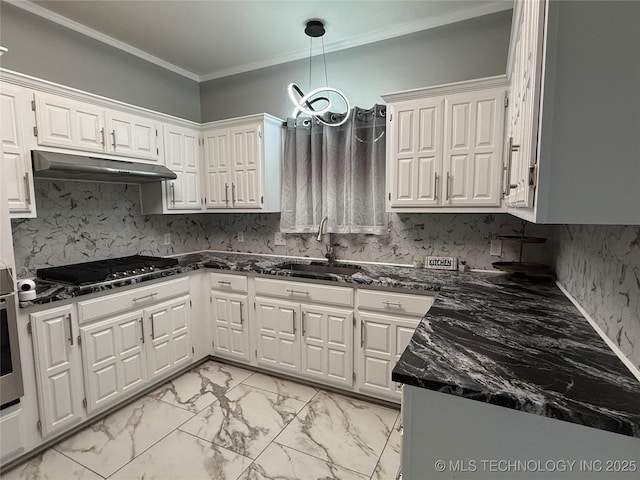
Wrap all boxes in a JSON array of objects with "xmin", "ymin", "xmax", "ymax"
[
  {"xmin": 0, "ymin": 2, "xmax": 201, "ymax": 122},
  {"xmin": 200, "ymin": 10, "xmax": 512, "ymax": 122}
]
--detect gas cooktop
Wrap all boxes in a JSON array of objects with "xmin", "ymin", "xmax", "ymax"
[{"xmin": 37, "ymin": 255, "xmax": 179, "ymax": 286}]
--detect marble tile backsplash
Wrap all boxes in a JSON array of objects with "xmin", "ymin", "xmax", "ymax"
[
  {"xmin": 11, "ymin": 180, "xmax": 555, "ymax": 276},
  {"xmin": 554, "ymin": 225, "xmax": 640, "ymax": 369}
]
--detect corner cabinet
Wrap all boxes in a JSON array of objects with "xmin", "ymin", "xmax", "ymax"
[
  {"xmin": 202, "ymin": 114, "xmax": 282, "ymax": 213},
  {"xmin": 383, "ymin": 76, "xmax": 508, "ymax": 213},
  {"xmin": 1, "ymin": 84, "xmax": 36, "ymax": 218}
]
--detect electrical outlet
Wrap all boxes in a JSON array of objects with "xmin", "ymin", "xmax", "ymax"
[
  {"xmin": 490, "ymin": 239, "xmax": 502, "ymax": 256},
  {"xmin": 238, "ymin": 231, "xmax": 244, "ymax": 243},
  {"xmin": 163, "ymin": 233, "xmax": 171, "ymax": 246},
  {"xmin": 274, "ymin": 232, "xmax": 287, "ymax": 246}
]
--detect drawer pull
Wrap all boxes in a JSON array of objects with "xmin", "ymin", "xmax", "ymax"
[
  {"xmin": 132, "ymin": 292, "xmax": 158, "ymax": 302},
  {"xmin": 218, "ymin": 280, "xmax": 232, "ymax": 286},
  {"xmin": 286, "ymin": 289, "xmax": 310, "ymax": 296},
  {"xmin": 382, "ymin": 301, "xmax": 403, "ymax": 308},
  {"xmin": 66, "ymin": 314, "xmax": 73, "ymax": 345}
]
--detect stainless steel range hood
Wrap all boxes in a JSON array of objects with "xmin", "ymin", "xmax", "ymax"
[{"xmin": 32, "ymin": 150, "xmax": 177, "ymax": 184}]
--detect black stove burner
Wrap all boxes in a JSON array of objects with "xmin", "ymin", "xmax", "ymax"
[{"xmin": 37, "ymin": 255, "xmax": 179, "ymax": 286}]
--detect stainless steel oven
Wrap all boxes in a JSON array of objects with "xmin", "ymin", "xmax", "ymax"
[{"xmin": 1, "ymin": 268, "xmax": 23, "ymax": 407}]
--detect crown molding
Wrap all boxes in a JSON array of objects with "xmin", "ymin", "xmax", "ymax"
[
  {"xmin": 7, "ymin": 0, "xmax": 512, "ymax": 83},
  {"xmin": 5, "ymin": 0, "xmax": 200, "ymax": 82}
]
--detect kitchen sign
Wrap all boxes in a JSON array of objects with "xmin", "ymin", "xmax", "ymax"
[{"xmin": 426, "ymin": 256, "xmax": 458, "ymax": 270}]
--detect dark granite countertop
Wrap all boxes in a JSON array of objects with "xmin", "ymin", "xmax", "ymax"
[{"xmin": 19, "ymin": 251, "xmax": 640, "ymax": 439}]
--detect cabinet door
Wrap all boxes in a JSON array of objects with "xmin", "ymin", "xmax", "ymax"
[
  {"xmin": 106, "ymin": 111, "xmax": 159, "ymax": 161},
  {"xmin": 211, "ymin": 292, "xmax": 250, "ymax": 363},
  {"xmin": 145, "ymin": 295, "xmax": 192, "ymax": 380},
  {"xmin": 80, "ymin": 310, "xmax": 147, "ymax": 414},
  {"xmin": 443, "ymin": 89, "xmax": 505, "ymax": 207},
  {"xmin": 203, "ymin": 129, "xmax": 232, "ymax": 208},
  {"xmin": 388, "ymin": 99, "xmax": 443, "ymax": 207},
  {"xmin": 30, "ymin": 306, "xmax": 84, "ymax": 437},
  {"xmin": 254, "ymin": 297, "xmax": 300, "ymax": 374},
  {"xmin": 230, "ymin": 124, "xmax": 261, "ymax": 209},
  {"xmin": 34, "ymin": 93, "xmax": 106, "ymax": 153},
  {"xmin": 164, "ymin": 126, "xmax": 201, "ymax": 211},
  {"xmin": 1, "ymin": 85, "xmax": 35, "ymax": 216},
  {"xmin": 300, "ymin": 305, "xmax": 353, "ymax": 388},
  {"xmin": 356, "ymin": 311, "xmax": 419, "ymax": 402}
]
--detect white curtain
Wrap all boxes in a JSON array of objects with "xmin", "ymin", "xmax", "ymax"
[{"xmin": 280, "ymin": 105, "xmax": 386, "ymax": 234}]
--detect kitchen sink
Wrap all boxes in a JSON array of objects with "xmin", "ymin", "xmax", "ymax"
[{"xmin": 277, "ymin": 261, "xmax": 362, "ymax": 276}]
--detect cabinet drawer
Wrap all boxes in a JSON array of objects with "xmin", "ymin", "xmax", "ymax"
[
  {"xmin": 255, "ymin": 277, "xmax": 353, "ymax": 307},
  {"xmin": 357, "ymin": 289, "xmax": 434, "ymax": 317},
  {"xmin": 210, "ymin": 273, "xmax": 248, "ymax": 293},
  {"xmin": 78, "ymin": 277, "xmax": 190, "ymax": 323}
]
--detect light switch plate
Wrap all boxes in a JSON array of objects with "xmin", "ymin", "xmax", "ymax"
[
  {"xmin": 163, "ymin": 233, "xmax": 171, "ymax": 246},
  {"xmin": 490, "ymin": 239, "xmax": 502, "ymax": 256},
  {"xmin": 238, "ymin": 231, "xmax": 244, "ymax": 243},
  {"xmin": 274, "ymin": 232, "xmax": 287, "ymax": 246}
]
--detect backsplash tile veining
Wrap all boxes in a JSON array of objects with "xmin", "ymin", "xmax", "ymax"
[
  {"xmin": 11, "ymin": 180, "xmax": 555, "ymax": 277},
  {"xmin": 554, "ymin": 225, "xmax": 640, "ymax": 368}
]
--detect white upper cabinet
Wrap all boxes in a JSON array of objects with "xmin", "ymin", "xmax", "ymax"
[
  {"xmin": 32, "ymin": 92, "xmax": 161, "ymax": 163},
  {"xmin": 163, "ymin": 124, "xmax": 201, "ymax": 210},
  {"xmin": 1, "ymin": 84, "xmax": 36, "ymax": 218},
  {"xmin": 202, "ymin": 114, "xmax": 282, "ymax": 213},
  {"xmin": 443, "ymin": 89, "xmax": 505, "ymax": 207},
  {"xmin": 506, "ymin": 0, "xmax": 640, "ymax": 224},
  {"xmin": 384, "ymin": 76, "xmax": 508, "ymax": 212},
  {"xmin": 105, "ymin": 111, "xmax": 160, "ymax": 161}
]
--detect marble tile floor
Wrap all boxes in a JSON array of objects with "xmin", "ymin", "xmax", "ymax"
[{"xmin": 1, "ymin": 360, "xmax": 401, "ymax": 480}]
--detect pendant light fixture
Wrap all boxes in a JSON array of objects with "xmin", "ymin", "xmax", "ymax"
[{"xmin": 287, "ymin": 20, "xmax": 350, "ymax": 127}]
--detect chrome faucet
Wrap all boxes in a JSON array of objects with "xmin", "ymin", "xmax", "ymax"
[
  {"xmin": 317, "ymin": 216, "xmax": 336, "ymax": 264},
  {"xmin": 317, "ymin": 216, "xmax": 328, "ymax": 242}
]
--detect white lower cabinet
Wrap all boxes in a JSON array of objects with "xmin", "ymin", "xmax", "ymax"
[
  {"xmin": 253, "ymin": 277, "xmax": 355, "ymax": 386},
  {"xmin": 255, "ymin": 298, "xmax": 301, "ymax": 374},
  {"xmin": 80, "ymin": 310, "xmax": 147, "ymax": 414},
  {"xmin": 29, "ymin": 305, "xmax": 85, "ymax": 437},
  {"xmin": 300, "ymin": 305, "xmax": 353, "ymax": 389},
  {"xmin": 145, "ymin": 295, "xmax": 192, "ymax": 380},
  {"xmin": 356, "ymin": 289, "xmax": 435, "ymax": 403},
  {"xmin": 210, "ymin": 273, "xmax": 251, "ymax": 363}
]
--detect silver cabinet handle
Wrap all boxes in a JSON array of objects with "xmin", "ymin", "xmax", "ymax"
[
  {"xmin": 224, "ymin": 183, "xmax": 229, "ymax": 205},
  {"xmin": 292, "ymin": 310, "xmax": 296, "ymax": 335},
  {"xmin": 434, "ymin": 172, "xmax": 438, "ymax": 201},
  {"xmin": 395, "ymin": 465, "xmax": 403, "ymax": 480},
  {"xmin": 111, "ymin": 130, "xmax": 116, "ymax": 148},
  {"xmin": 231, "ymin": 183, "xmax": 236, "ymax": 205},
  {"xmin": 396, "ymin": 421, "xmax": 403, "ymax": 433},
  {"xmin": 360, "ymin": 319, "xmax": 365, "ymax": 348},
  {"xmin": 239, "ymin": 303, "xmax": 244, "ymax": 325},
  {"xmin": 170, "ymin": 183, "xmax": 176, "ymax": 205},
  {"xmin": 286, "ymin": 289, "xmax": 310, "ymax": 296},
  {"xmin": 446, "ymin": 171, "xmax": 451, "ymax": 201},
  {"xmin": 382, "ymin": 301, "xmax": 403, "ymax": 307},
  {"xmin": 218, "ymin": 280, "xmax": 231, "ymax": 286},
  {"xmin": 100, "ymin": 127, "xmax": 105, "ymax": 146},
  {"xmin": 67, "ymin": 313, "xmax": 73, "ymax": 345},
  {"xmin": 24, "ymin": 173, "xmax": 31, "ymax": 204},
  {"xmin": 150, "ymin": 314, "xmax": 155, "ymax": 339},
  {"xmin": 139, "ymin": 317, "xmax": 145, "ymax": 343},
  {"xmin": 301, "ymin": 311, "xmax": 306, "ymax": 337},
  {"xmin": 132, "ymin": 292, "xmax": 158, "ymax": 302}
]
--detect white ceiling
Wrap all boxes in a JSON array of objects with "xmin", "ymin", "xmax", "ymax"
[{"xmin": 8, "ymin": 0, "xmax": 513, "ymax": 82}]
